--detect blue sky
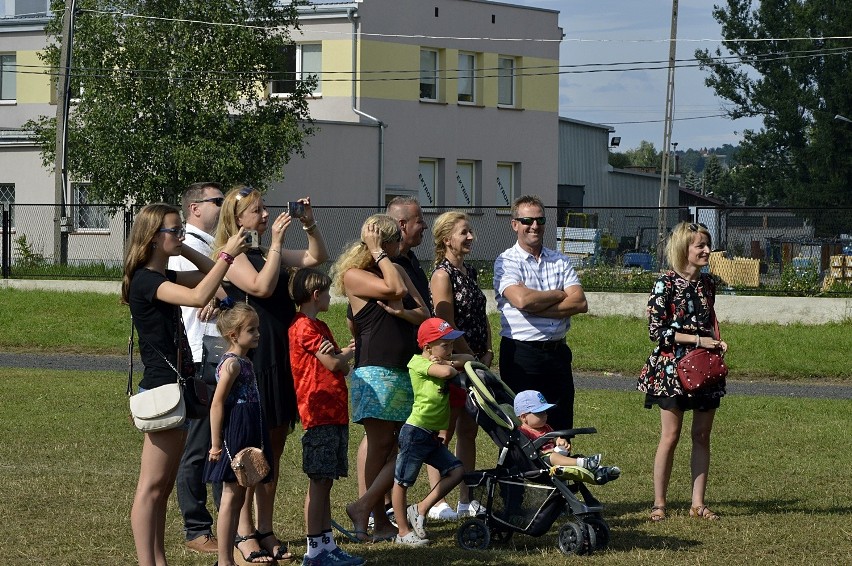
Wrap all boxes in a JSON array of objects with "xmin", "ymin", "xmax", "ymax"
[{"xmin": 513, "ymin": 0, "xmax": 764, "ymax": 151}]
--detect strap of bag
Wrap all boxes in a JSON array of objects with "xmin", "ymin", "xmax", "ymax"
[{"xmin": 127, "ymin": 316, "xmax": 135, "ymax": 397}]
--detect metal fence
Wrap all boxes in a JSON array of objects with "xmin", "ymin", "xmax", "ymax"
[{"xmin": 2, "ymin": 203, "xmax": 851, "ymax": 293}]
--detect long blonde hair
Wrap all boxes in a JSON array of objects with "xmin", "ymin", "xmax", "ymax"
[
  {"xmin": 432, "ymin": 210, "xmax": 471, "ymax": 268},
  {"xmin": 667, "ymin": 221, "xmax": 712, "ymax": 272},
  {"xmin": 212, "ymin": 185, "xmax": 262, "ymax": 256},
  {"xmin": 331, "ymin": 214, "xmax": 400, "ymax": 295},
  {"xmin": 121, "ymin": 203, "xmax": 180, "ymax": 304}
]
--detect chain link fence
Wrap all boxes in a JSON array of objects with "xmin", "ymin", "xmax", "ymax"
[{"xmin": 2, "ymin": 203, "xmax": 851, "ymax": 295}]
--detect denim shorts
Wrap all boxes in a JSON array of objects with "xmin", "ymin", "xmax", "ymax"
[
  {"xmin": 301, "ymin": 424, "xmax": 349, "ymax": 480},
  {"xmin": 394, "ymin": 424, "xmax": 462, "ymax": 487}
]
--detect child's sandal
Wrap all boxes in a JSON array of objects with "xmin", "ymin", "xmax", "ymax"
[
  {"xmin": 650, "ymin": 505, "xmax": 666, "ymax": 522},
  {"xmin": 689, "ymin": 505, "xmax": 719, "ymax": 520}
]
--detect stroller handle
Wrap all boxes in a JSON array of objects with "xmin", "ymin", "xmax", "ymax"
[{"xmin": 532, "ymin": 427, "xmax": 597, "ymax": 452}]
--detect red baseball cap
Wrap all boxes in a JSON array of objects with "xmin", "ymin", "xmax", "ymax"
[{"xmin": 417, "ymin": 317, "xmax": 465, "ymax": 348}]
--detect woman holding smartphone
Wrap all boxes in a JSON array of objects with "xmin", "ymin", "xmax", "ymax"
[{"xmin": 213, "ymin": 185, "xmax": 328, "ymax": 562}]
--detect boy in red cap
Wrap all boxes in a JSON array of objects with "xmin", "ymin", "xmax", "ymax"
[{"xmin": 392, "ymin": 318, "xmax": 476, "ymax": 546}]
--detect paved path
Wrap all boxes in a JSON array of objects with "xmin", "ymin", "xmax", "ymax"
[{"xmin": 2, "ymin": 352, "xmax": 850, "ymax": 400}]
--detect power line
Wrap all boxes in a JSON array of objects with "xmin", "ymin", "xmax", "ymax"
[{"xmin": 77, "ymin": 7, "xmax": 852, "ymax": 45}]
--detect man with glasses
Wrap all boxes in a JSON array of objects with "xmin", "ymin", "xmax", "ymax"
[
  {"xmin": 168, "ymin": 181, "xmax": 226, "ymax": 554},
  {"xmin": 494, "ymin": 195, "xmax": 588, "ymax": 432}
]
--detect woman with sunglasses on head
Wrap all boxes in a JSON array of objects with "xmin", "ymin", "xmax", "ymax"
[
  {"xmin": 425, "ymin": 210, "xmax": 492, "ymax": 520},
  {"xmin": 330, "ymin": 214, "xmax": 429, "ymax": 542},
  {"xmin": 122, "ymin": 203, "xmax": 248, "ymax": 566},
  {"xmin": 213, "ymin": 185, "xmax": 328, "ymax": 563},
  {"xmin": 638, "ymin": 221, "xmax": 728, "ymax": 523}
]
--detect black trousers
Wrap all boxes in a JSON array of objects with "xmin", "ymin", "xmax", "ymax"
[
  {"xmin": 499, "ymin": 336, "xmax": 575, "ymax": 431},
  {"xmin": 176, "ymin": 362, "xmax": 222, "ymax": 540}
]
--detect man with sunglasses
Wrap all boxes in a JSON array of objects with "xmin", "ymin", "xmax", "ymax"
[
  {"xmin": 168, "ymin": 181, "xmax": 226, "ymax": 554},
  {"xmin": 494, "ymin": 195, "xmax": 588, "ymax": 432}
]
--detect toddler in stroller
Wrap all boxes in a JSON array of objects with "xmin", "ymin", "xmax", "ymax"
[
  {"xmin": 514, "ymin": 389, "xmax": 621, "ymax": 485},
  {"xmin": 455, "ymin": 362, "xmax": 620, "ymax": 556}
]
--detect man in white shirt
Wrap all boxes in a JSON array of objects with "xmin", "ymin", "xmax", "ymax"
[
  {"xmin": 168, "ymin": 181, "xmax": 225, "ymax": 554},
  {"xmin": 494, "ymin": 195, "xmax": 588, "ymax": 431}
]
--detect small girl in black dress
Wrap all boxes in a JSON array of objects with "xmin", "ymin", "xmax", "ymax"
[{"xmin": 206, "ymin": 303, "xmax": 274, "ymax": 565}]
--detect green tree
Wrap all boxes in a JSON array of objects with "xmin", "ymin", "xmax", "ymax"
[
  {"xmin": 608, "ymin": 151, "xmax": 632, "ymax": 169},
  {"xmin": 696, "ymin": 0, "xmax": 852, "ymax": 221},
  {"xmin": 27, "ymin": 0, "xmax": 314, "ymax": 205},
  {"xmin": 702, "ymin": 154, "xmax": 725, "ymax": 195},
  {"xmin": 683, "ymin": 169, "xmax": 701, "ymax": 191},
  {"xmin": 625, "ymin": 140, "xmax": 661, "ymax": 168}
]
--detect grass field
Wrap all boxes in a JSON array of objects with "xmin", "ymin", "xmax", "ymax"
[
  {"xmin": 1, "ymin": 288, "xmax": 850, "ymax": 564},
  {"xmin": 0, "ymin": 369, "xmax": 850, "ymax": 565},
  {"xmin": 2, "ymin": 288, "xmax": 851, "ymax": 380}
]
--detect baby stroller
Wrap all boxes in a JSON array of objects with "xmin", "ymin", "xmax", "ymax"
[{"xmin": 455, "ymin": 362, "xmax": 616, "ymax": 556}]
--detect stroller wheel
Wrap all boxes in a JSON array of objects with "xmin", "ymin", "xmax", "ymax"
[
  {"xmin": 557, "ymin": 521, "xmax": 587, "ymax": 556},
  {"xmin": 584, "ymin": 517, "xmax": 610, "ymax": 550},
  {"xmin": 457, "ymin": 517, "xmax": 491, "ymax": 551}
]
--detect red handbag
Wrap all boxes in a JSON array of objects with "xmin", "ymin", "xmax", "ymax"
[{"xmin": 676, "ymin": 301, "xmax": 727, "ymax": 392}]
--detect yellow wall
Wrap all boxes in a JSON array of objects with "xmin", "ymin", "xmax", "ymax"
[
  {"xmin": 357, "ymin": 40, "xmax": 419, "ymax": 101},
  {"xmin": 320, "ymin": 39, "xmax": 354, "ymax": 98},
  {"xmin": 351, "ymin": 41, "xmax": 557, "ymax": 112},
  {"xmin": 15, "ymin": 50, "xmax": 52, "ymax": 104}
]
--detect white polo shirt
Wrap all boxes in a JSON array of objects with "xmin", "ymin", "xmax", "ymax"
[
  {"xmin": 494, "ymin": 243, "xmax": 582, "ymax": 342},
  {"xmin": 167, "ymin": 224, "xmax": 220, "ymax": 362}
]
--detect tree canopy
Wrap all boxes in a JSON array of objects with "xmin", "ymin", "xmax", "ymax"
[
  {"xmin": 696, "ymin": 0, "xmax": 852, "ymax": 215},
  {"xmin": 27, "ymin": 0, "xmax": 315, "ymax": 205}
]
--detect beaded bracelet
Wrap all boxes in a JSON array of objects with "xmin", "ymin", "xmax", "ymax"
[
  {"xmin": 302, "ymin": 222, "xmax": 317, "ymax": 232},
  {"xmin": 218, "ymin": 251, "xmax": 234, "ymax": 265}
]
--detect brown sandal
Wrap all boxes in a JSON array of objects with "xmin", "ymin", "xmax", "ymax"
[
  {"xmin": 650, "ymin": 505, "xmax": 666, "ymax": 522},
  {"xmin": 689, "ymin": 505, "xmax": 719, "ymax": 520}
]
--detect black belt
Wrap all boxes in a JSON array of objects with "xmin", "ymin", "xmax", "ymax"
[{"xmin": 511, "ymin": 337, "xmax": 565, "ymax": 351}]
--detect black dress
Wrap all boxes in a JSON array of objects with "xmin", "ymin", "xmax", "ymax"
[{"xmin": 226, "ymin": 248, "xmax": 298, "ymax": 430}]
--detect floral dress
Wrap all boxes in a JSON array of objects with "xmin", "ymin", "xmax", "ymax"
[
  {"xmin": 433, "ymin": 258, "xmax": 489, "ymax": 356},
  {"xmin": 637, "ymin": 271, "xmax": 726, "ymax": 406}
]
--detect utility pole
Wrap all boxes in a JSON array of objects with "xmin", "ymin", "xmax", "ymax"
[
  {"xmin": 657, "ymin": 0, "xmax": 678, "ymax": 267},
  {"xmin": 53, "ymin": 0, "xmax": 77, "ymax": 265}
]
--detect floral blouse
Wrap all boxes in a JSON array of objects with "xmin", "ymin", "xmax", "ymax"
[
  {"xmin": 637, "ymin": 271, "xmax": 726, "ymax": 398},
  {"xmin": 433, "ymin": 258, "xmax": 489, "ymax": 356}
]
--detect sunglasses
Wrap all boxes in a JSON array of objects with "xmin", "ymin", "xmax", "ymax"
[
  {"xmin": 688, "ymin": 222, "xmax": 708, "ymax": 232},
  {"xmin": 158, "ymin": 227, "xmax": 186, "ymax": 238},
  {"xmin": 193, "ymin": 196, "xmax": 224, "ymax": 207},
  {"xmin": 234, "ymin": 186, "xmax": 255, "ymax": 202},
  {"xmin": 514, "ymin": 216, "xmax": 547, "ymax": 226}
]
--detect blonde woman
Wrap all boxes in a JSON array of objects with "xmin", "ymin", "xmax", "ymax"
[
  {"xmin": 426, "ymin": 211, "xmax": 492, "ymax": 519},
  {"xmin": 213, "ymin": 186, "xmax": 328, "ymax": 562},
  {"xmin": 331, "ymin": 214, "xmax": 429, "ymax": 541},
  {"xmin": 122, "ymin": 203, "xmax": 247, "ymax": 566},
  {"xmin": 638, "ymin": 222, "xmax": 728, "ymax": 522}
]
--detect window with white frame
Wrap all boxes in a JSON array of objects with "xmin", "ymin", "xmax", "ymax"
[
  {"xmin": 420, "ymin": 49, "xmax": 439, "ymax": 101},
  {"xmin": 457, "ymin": 52, "xmax": 475, "ymax": 103},
  {"xmin": 72, "ymin": 184, "xmax": 109, "ymax": 231},
  {"xmin": 0, "ymin": 183, "xmax": 14, "ymax": 229},
  {"xmin": 497, "ymin": 56, "xmax": 515, "ymax": 107},
  {"xmin": 418, "ymin": 159, "xmax": 438, "ymax": 207},
  {"xmin": 496, "ymin": 163, "xmax": 514, "ymax": 208},
  {"xmin": 1, "ymin": 55, "xmax": 16, "ymax": 101},
  {"xmin": 455, "ymin": 161, "xmax": 475, "ymax": 207},
  {"xmin": 271, "ymin": 43, "xmax": 322, "ymax": 96}
]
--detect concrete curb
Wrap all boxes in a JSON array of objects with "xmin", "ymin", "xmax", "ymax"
[{"xmin": 3, "ymin": 279, "xmax": 850, "ymax": 325}]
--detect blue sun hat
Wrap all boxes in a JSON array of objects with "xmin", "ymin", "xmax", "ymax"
[{"xmin": 513, "ymin": 390, "xmax": 556, "ymax": 416}]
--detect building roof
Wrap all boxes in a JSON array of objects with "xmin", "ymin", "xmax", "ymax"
[{"xmin": 559, "ymin": 116, "xmax": 614, "ymax": 132}]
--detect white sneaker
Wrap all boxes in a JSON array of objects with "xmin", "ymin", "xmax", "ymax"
[
  {"xmin": 427, "ymin": 502, "xmax": 458, "ymax": 521},
  {"xmin": 395, "ymin": 531, "xmax": 430, "ymax": 546},
  {"xmin": 406, "ymin": 504, "xmax": 427, "ymax": 539},
  {"xmin": 457, "ymin": 499, "xmax": 485, "ymax": 517}
]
